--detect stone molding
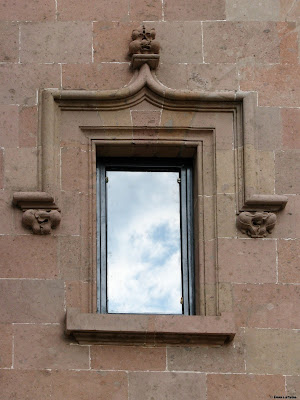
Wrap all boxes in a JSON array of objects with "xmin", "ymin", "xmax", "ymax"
[
  {"xmin": 13, "ymin": 192, "xmax": 61, "ymax": 235},
  {"xmin": 66, "ymin": 308, "xmax": 235, "ymax": 346},
  {"xmin": 237, "ymin": 211, "xmax": 277, "ymax": 238}
]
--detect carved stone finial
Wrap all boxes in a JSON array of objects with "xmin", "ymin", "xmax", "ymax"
[
  {"xmin": 129, "ymin": 25, "xmax": 160, "ymax": 70},
  {"xmin": 237, "ymin": 211, "xmax": 277, "ymax": 238},
  {"xmin": 23, "ymin": 209, "xmax": 61, "ymax": 235}
]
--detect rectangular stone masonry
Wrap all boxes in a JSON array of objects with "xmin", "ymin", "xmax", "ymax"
[
  {"xmin": 0, "ymin": 22, "xmax": 19, "ymax": 62},
  {"xmin": 0, "ymin": 235, "xmax": 58, "ymax": 279},
  {"xmin": 0, "ymin": 0, "xmax": 55, "ymax": 21},
  {"xmin": 19, "ymin": 106, "xmax": 38, "ymax": 147},
  {"xmin": 245, "ymin": 328, "xmax": 300, "ymax": 375},
  {"xmin": 187, "ymin": 64, "xmax": 238, "ymax": 91},
  {"xmin": 20, "ymin": 22, "xmax": 92, "ymax": 63},
  {"xmin": 167, "ymin": 329, "xmax": 245, "ymax": 373},
  {"xmin": 240, "ymin": 64, "xmax": 300, "ymax": 107},
  {"xmin": 62, "ymin": 63, "xmax": 132, "ymax": 91},
  {"xmin": 91, "ymin": 345, "xmax": 166, "ymax": 371},
  {"xmin": 207, "ymin": 373, "xmax": 285, "ymax": 400},
  {"xmin": 164, "ymin": 0, "xmax": 225, "ymax": 21},
  {"xmin": 218, "ymin": 238, "xmax": 277, "ymax": 284},
  {"xmin": 0, "ymin": 105, "xmax": 19, "ymax": 148},
  {"xmin": 129, "ymin": 372, "xmax": 206, "ymax": 400},
  {"xmin": 0, "ymin": 324, "xmax": 12, "ymax": 368},
  {"xmin": 0, "ymin": 63, "xmax": 61, "ymax": 106},
  {"xmin": 278, "ymin": 239, "xmax": 300, "ymax": 283},
  {"xmin": 281, "ymin": 108, "xmax": 300, "ymax": 149},
  {"xmin": 226, "ymin": 0, "xmax": 281, "ymax": 21},
  {"xmin": 275, "ymin": 151, "xmax": 300, "ymax": 194},
  {"xmin": 233, "ymin": 283, "xmax": 300, "ymax": 329},
  {"xmin": 57, "ymin": 0, "xmax": 130, "ymax": 21},
  {"xmin": 14, "ymin": 324, "xmax": 89, "ymax": 370},
  {"xmin": 203, "ymin": 22, "xmax": 281, "ymax": 64},
  {"xmin": 0, "ymin": 279, "xmax": 64, "ymax": 323},
  {"xmin": 0, "ymin": 370, "xmax": 128, "ymax": 400}
]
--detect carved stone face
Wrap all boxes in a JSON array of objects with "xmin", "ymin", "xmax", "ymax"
[
  {"xmin": 129, "ymin": 26, "xmax": 159, "ymax": 55},
  {"xmin": 237, "ymin": 211, "xmax": 277, "ymax": 238}
]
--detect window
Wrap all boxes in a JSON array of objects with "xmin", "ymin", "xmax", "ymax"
[{"xmin": 97, "ymin": 158, "xmax": 194, "ymax": 315}]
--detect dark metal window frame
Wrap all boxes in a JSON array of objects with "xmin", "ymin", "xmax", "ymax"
[{"xmin": 96, "ymin": 157, "xmax": 194, "ymax": 315}]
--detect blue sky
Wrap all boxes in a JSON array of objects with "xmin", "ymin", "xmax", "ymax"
[{"xmin": 106, "ymin": 170, "xmax": 183, "ymax": 314}]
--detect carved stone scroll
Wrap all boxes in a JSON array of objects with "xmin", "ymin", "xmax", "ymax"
[
  {"xmin": 237, "ymin": 211, "xmax": 277, "ymax": 238},
  {"xmin": 13, "ymin": 192, "xmax": 61, "ymax": 235}
]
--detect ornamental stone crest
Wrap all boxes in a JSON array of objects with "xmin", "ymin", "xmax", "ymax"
[{"xmin": 237, "ymin": 211, "xmax": 277, "ymax": 238}]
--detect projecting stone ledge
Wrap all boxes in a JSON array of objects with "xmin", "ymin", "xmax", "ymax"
[{"xmin": 66, "ymin": 308, "xmax": 236, "ymax": 346}]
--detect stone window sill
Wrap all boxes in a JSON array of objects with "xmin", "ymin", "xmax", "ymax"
[{"xmin": 66, "ymin": 308, "xmax": 235, "ymax": 346}]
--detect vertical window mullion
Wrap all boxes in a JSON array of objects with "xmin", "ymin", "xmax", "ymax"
[
  {"xmin": 180, "ymin": 167, "xmax": 189, "ymax": 315},
  {"xmin": 186, "ymin": 166, "xmax": 195, "ymax": 315},
  {"xmin": 98, "ymin": 163, "xmax": 107, "ymax": 313}
]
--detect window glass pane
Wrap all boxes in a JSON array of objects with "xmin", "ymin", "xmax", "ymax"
[{"xmin": 106, "ymin": 170, "xmax": 182, "ymax": 314}]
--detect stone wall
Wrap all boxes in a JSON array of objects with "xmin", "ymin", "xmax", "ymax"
[{"xmin": 0, "ymin": 0, "xmax": 299, "ymax": 399}]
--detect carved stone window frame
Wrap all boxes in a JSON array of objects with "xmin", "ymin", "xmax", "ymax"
[{"xmin": 13, "ymin": 63, "xmax": 287, "ymax": 346}]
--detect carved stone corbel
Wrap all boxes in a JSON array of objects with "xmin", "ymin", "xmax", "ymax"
[
  {"xmin": 13, "ymin": 192, "xmax": 61, "ymax": 235},
  {"xmin": 237, "ymin": 211, "xmax": 277, "ymax": 238}
]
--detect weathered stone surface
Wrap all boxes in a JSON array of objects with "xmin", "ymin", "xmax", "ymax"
[
  {"xmin": 217, "ymin": 193, "xmax": 237, "ymax": 238},
  {"xmin": 0, "ymin": 149, "xmax": 3, "ymax": 190},
  {"xmin": 154, "ymin": 22, "xmax": 203, "ymax": 64},
  {"xmin": 0, "ymin": 279, "xmax": 64, "ymax": 323},
  {"xmin": 270, "ymin": 195, "xmax": 300, "ymax": 239},
  {"xmin": 226, "ymin": 0, "xmax": 280, "ymax": 21},
  {"xmin": 245, "ymin": 328, "xmax": 300, "ymax": 374},
  {"xmin": 0, "ymin": 370, "xmax": 128, "ymax": 400},
  {"xmin": 164, "ymin": 0, "xmax": 225, "ymax": 20},
  {"xmin": 278, "ymin": 239, "xmax": 300, "ymax": 283},
  {"xmin": 0, "ymin": 0, "xmax": 55, "ymax": 21},
  {"xmin": 4, "ymin": 148, "xmax": 37, "ymax": 191},
  {"xmin": 93, "ymin": 22, "xmax": 137, "ymax": 62},
  {"xmin": 129, "ymin": 0, "xmax": 162, "ymax": 21},
  {"xmin": 20, "ymin": 22, "xmax": 92, "ymax": 63},
  {"xmin": 187, "ymin": 64, "xmax": 238, "ymax": 91},
  {"xmin": 91, "ymin": 345, "xmax": 166, "ymax": 371},
  {"xmin": 62, "ymin": 63, "xmax": 131, "ymax": 90},
  {"xmin": 275, "ymin": 151, "xmax": 300, "ymax": 194},
  {"xmin": 167, "ymin": 329, "xmax": 245, "ymax": 373},
  {"xmin": 66, "ymin": 281, "xmax": 89, "ymax": 312},
  {"xmin": 0, "ymin": 105, "xmax": 19, "ymax": 148},
  {"xmin": 131, "ymin": 110, "xmax": 161, "ymax": 127},
  {"xmin": 0, "ymin": 191, "xmax": 13, "ymax": 234},
  {"xmin": 14, "ymin": 324, "xmax": 89, "ymax": 370},
  {"xmin": 0, "ymin": 324, "xmax": 12, "ymax": 368},
  {"xmin": 58, "ymin": 0, "xmax": 129, "ymax": 21},
  {"xmin": 286, "ymin": 376, "xmax": 300, "ymax": 398},
  {"xmin": 0, "ymin": 235, "xmax": 58, "ymax": 278},
  {"xmin": 129, "ymin": 372, "xmax": 206, "ymax": 400},
  {"xmin": 218, "ymin": 239, "xmax": 277, "ymax": 283},
  {"xmin": 19, "ymin": 106, "xmax": 38, "ymax": 147},
  {"xmin": 156, "ymin": 63, "xmax": 188, "ymax": 90},
  {"xmin": 281, "ymin": 108, "xmax": 300, "ymax": 149},
  {"xmin": 255, "ymin": 106, "xmax": 282, "ymax": 151},
  {"xmin": 0, "ymin": 22, "xmax": 19, "ymax": 62},
  {"xmin": 61, "ymin": 147, "xmax": 89, "ymax": 192},
  {"xmin": 207, "ymin": 373, "xmax": 285, "ymax": 400},
  {"xmin": 233, "ymin": 284, "xmax": 300, "ymax": 329},
  {"xmin": 203, "ymin": 22, "xmax": 281, "ymax": 63},
  {"xmin": 240, "ymin": 64, "xmax": 300, "ymax": 107},
  {"xmin": 0, "ymin": 63, "xmax": 60, "ymax": 106}
]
